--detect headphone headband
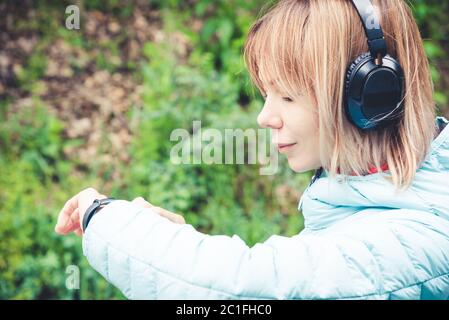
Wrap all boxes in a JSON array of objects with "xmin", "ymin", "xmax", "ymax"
[
  {"xmin": 345, "ymin": 0, "xmax": 405, "ymax": 130},
  {"xmin": 350, "ymin": 0, "xmax": 387, "ymax": 58}
]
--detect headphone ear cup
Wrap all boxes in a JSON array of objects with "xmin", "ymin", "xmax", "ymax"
[
  {"xmin": 344, "ymin": 52, "xmax": 405, "ymax": 130},
  {"xmin": 344, "ymin": 52, "xmax": 373, "ymax": 129},
  {"xmin": 345, "ymin": 52, "xmax": 372, "ymax": 96}
]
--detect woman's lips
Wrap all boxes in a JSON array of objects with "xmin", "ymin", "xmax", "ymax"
[{"xmin": 277, "ymin": 143, "xmax": 297, "ymax": 153}]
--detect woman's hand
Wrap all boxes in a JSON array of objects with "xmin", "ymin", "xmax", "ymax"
[
  {"xmin": 55, "ymin": 188, "xmax": 186, "ymax": 237},
  {"xmin": 131, "ymin": 197, "xmax": 186, "ymax": 224},
  {"xmin": 55, "ymin": 187, "xmax": 106, "ymax": 236}
]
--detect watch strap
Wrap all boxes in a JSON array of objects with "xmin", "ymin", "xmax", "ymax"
[{"xmin": 82, "ymin": 197, "xmax": 116, "ymax": 232}]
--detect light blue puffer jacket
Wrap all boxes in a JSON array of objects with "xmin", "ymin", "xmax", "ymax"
[{"xmin": 82, "ymin": 117, "xmax": 449, "ymax": 299}]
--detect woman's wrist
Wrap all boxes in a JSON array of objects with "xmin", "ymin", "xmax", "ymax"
[{"xmin": 81, "ymin": 197, "xmax": 114, "ymax": 232}]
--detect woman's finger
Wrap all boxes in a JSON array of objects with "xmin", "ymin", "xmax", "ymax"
[
  {"xmin": 55, "ymin": 193, "xmax": 80, "ymax": 234},
  {"xmin": 74, "ymin": 227, "xmax": 83, "ymax": 237},
  {"xmin": 152, "ymin": 206, "xmax": 186, "ymax": 224},
  {"xmin": 58, "ymin": 207, "xmax": 80, "ymax": 235},
  {"xmin": 131, "ymin": 197, "xmax": 146, "ymax": 206},
  {"xmin": 71, "ymin": 207, "xmax": 80, "ymax": 228},
  {"xmin": 131, "ymin": 197, "xmax": 185, "ymax": 223}
]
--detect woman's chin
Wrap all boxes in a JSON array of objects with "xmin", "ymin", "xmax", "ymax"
[
  {"xmin": 287, "ymin": 157, "xmax": 320, "ymax": 173},
  {"xmin": 287, "ymin": 158, "xmax": 306, "ymax": 173}
]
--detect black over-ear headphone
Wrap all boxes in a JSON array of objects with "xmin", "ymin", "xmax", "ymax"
[{"xmin": 345, "ymin": 0, "xmax": 405, "ymax": 130}]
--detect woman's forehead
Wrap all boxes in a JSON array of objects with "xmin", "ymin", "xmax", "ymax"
[{"xmin": 260, "ymin": 79, "xmax": 276, "ymax": 89}]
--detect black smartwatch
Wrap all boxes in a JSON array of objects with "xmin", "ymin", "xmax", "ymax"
[{"xmin": 82, "ymin": 198, "xmax": 116, "ymax": 232}]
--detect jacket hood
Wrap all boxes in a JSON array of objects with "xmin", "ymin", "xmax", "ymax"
[{"xmin": 299, "ymin": 116, "xmax": 449, "ymax": 231}]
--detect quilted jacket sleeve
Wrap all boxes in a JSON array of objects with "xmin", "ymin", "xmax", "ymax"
[{"xmin": 82, "ymin": 200, "xmax": 449, "ymax": 299}]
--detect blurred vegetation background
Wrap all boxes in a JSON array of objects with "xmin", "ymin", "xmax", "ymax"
[{"xmin": 0, "ymin": 0, "xmax": 447, "ymax": 299}]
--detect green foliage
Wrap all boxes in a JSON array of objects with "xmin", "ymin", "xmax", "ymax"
[
  {"xmin": 410, "ymin": 0, "xmax": 449, "ymax": 110},
  {"xmin": 0, "ymin": 102, "xmax": 124, "ymax": 299},
  {"xmin": 0, "ymin": 100, "xmax": 62, "ymax": 180}
]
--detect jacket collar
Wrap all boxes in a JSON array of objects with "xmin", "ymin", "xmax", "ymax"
[{"xmin": 298, "ymin": 116, "xmax": 449, "ymax": 231}]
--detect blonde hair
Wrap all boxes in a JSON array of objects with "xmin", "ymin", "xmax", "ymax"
[{"xmin": 244, "ymin": 0, "xmax": 437, "ymax": 190}]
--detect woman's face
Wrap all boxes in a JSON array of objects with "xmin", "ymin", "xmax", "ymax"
[{"xmin": 257, "ymin": 85, "xmax": 322, "ymax": 172}]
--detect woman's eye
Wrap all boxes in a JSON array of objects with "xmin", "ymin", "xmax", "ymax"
[{"xmin": 282, "ymin": 97, "xmax": 294, "ymax": 102}]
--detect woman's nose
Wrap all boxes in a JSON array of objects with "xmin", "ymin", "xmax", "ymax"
[{"xmin": 257, "ymin": 103, "xmax": 283, "ymax": 129}]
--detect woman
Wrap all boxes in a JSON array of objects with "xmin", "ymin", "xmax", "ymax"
[{"xmin": 55, "ymin": 0, "xmax": 449, "ymax": 299}]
